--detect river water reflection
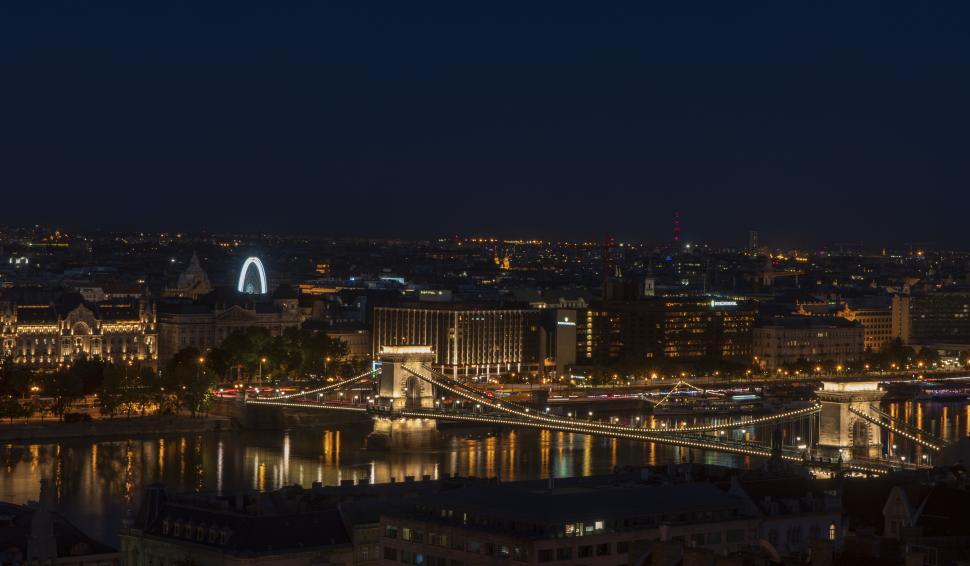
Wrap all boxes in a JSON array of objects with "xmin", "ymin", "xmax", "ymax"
[{"xmin": 0, "ymin": 400, "xmax": 966, "ymax": 547}]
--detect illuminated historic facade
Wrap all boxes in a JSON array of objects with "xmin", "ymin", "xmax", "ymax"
[
  {"xmin": 156, "ymin": 288, "xmax": 300, "ymax": 363},
  {"xmin": 0, "ymin": 289, "xmax": 157, "ymax": 368},
  {"xmin": 753, "ymin": 316, "xmax": 864, "ymax": 370}
]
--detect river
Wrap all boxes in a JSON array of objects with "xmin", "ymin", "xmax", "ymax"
[{"xmin": 0, "ymin": 399, "xmax": 966, "ymax": 547}]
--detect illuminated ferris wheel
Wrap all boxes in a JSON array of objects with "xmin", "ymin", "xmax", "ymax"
[{"xmin": 237, "ymin": 256, "xmax": 268, "ymax": 294}]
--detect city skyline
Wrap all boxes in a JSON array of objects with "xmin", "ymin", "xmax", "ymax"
[
  {"xmin": 4, "ymin": 3, "xmax": 970, "ymax": 246},
  {"xmin": 6, "ymin": 4, "xmax": 970, "ymax": 564}
]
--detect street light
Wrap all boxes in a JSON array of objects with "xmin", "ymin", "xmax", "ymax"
[{"xmin": 259, "ymin": 357, "xmax": 267, "ymax": 383}]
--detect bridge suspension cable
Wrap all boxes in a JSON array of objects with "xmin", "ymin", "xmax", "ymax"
[
  {"xmin": 402, "ymin": 364, "xmax": 817, "ymax": 438},
  {"xmin": 664, "ymin": 404, "xmax": 822, "ymax": 433},
  {"xmin": 849, "ymin": 405, "xmax": 947, "ymax": 451},
  {"xmin": 268, "ymin": 368, "xmax": 379, "ymax": 400},
  {"xmin": 246, "ymin": 398, "xmax": 369, "ymax": 412},
  {"xmin": 651, "ymin": 380, "xmax": 723, "ymax": 408}
]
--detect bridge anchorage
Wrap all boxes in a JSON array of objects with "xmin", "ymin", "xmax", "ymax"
[{"xmin": 365, "ymin": 346, "xmax": 439, "ymax": 451}]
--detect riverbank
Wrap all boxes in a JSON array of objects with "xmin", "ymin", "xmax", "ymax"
[{"xmin": 0, "ymin": 415, "xmax": 231, "ymax": 442}]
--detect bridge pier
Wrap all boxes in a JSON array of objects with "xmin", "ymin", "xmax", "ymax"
[
  {"xmin": 816, "ymin": 381, "xmax": 885, "ymax": 460},
  {"xmin": 366, "ymin": 346, "xmax": 439, "ymax": 451},
  {"xmin": 366, "ymin": 416, "xmax": 438, "ymax": 450}
]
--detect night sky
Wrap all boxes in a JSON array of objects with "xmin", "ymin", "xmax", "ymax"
[{"xmin": 3, "ymin": 2, "xmax": 970, "ymax": 247}]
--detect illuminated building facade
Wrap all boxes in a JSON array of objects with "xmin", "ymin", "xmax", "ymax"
[
  {"xmin": 753, "ymin": 317, "xmax": 864, "ymax": 370},
  {"xmin": 0, "ymin": 288, "xmax": 157, "ymax": 368},
  {"xmin": 836, "ymin": 301, "xmax": 893, "ymax": 352},
  {"xmin": 577, "ymin": 297, "xmax": 756, "ymax": 365},
  {"xmin": 372, "ymin": 305, "xmax": 542, "ymax": 377},
  {"xmin": 156, "ymin": 287, "xmax": 300, "ymax": 363},
  {"xmin": 797, "ymin": 298, "xmax": 894, "ymax": 352}
]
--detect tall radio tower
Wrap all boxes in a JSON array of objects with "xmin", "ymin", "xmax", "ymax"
[{"xmin": 673, "ymin": 211, "xmax": 681, "ymax": 244}]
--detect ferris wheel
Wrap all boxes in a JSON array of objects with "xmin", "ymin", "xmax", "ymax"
[{"xmin": 237, "ymin": 256, "xmax": 268, "ymax": 294}]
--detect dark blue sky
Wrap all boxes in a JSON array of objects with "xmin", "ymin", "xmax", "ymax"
[{"xmin": 3, "ymin": 2, "xmax": 970, "ymax": 247}]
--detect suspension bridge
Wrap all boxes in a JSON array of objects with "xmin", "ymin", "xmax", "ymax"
[{"xmin": 239, "ymin": 347, "xmax": 949, "ymax": 475}]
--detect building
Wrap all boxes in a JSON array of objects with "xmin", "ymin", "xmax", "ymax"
[
  {"xmin": 156, "ymin": 287, "xmax": 300, "ymax": 363},
  {"xmin": 578, "ymin": 296, "xmax": 756, "ymax": 366},
  {"xmin": 728, "ymin": 476, "xmax": 842, "ymax": 559},
  {"xmin": 0, "ymin": 287, "xmax": 157, "ymax": 369},
  {"xmin": 123, "ymin": 468, "xmax": 848, "ymax": 566},
  {"xmin": 121, "ymin": 475, "xmax": 492, "ymax": 566},
  {"xmin": 120, "ymin": 484, "xmax": 353, "ymax": 566},
  {"xmin": 372, "ymin": 304, "xmax": 542, "ymax": 378},
  {"xmin": 837, "ymin": 299, "xmax": 894, "ymax": 352},
  {"xmin": 377, "ymin": 467, "xmax": 845, "ymax": 565},
  {"xmin": 879, "ymin": 481, "xmax": 970, "ymax": 564},
  {"xmin": 380, "ymin": 478, "xmax": 764, "ymax": 565},
  {"xmin": 161, "ymin": 252, "xmax": 212, "ymax": 300},
  {"xmin": 797, "ymin": 298, "xmax": 894, "ymax": 352},
  {"xmin": 753, "ymin": 316, "xmax": 864, "ymax": 370},
  {"xmin": 893, "ymin": 287, "xmax": 970, "ymax": 345},
  {"xmin": 0, "ymin": 480, "xmax": 119, "ymax": 565}
]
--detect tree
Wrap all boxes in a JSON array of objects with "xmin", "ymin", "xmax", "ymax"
[
  {"xmin": 298, "ymin": 329, "xmax": 348, "ymax": 379},
  {"xmin": 165, "ymin": 348, "xmax": 218, "ymax": 417},
  {"xmin": 69, "ymin": 357, "xmax": 106, "ymax": 394},
  {"xmin": 0, "ymin": 359, "xmax": 33, "ymax": 398},
  {"xmin": 97, "ymin": 365, "xmax": 125, "ymax": 418},
  {"xmin": 0, "ymin": 397, "xmax": 22, "ymax": 423},
  {"xmin": 43, "ymin": 370, "xmax": 84, "ymax": 421}
]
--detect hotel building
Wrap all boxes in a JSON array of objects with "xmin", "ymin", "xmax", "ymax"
[
  {"xmin": 0, "ymin": 288, "xmax": 157, "ymax": 368},
  {"xmin": 372, "ymin": 304, "xmax": 542, "ymax": 378}
]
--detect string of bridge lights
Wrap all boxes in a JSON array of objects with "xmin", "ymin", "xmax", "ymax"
[
  {"xmin": 402, "ymin": 364, "xmax": 819, "ymax": 438},
  {"xmin": 848, "ymin": 406, "xmax": 944, "ymax": 451},
  {"xmin": 260, "ymin": 368, "xmax": 378, "ymax": 400},
  {"xmin": 246, "ymin": 398, "xmax": 369, "ymax": 412}
]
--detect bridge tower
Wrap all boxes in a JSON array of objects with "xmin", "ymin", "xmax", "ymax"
[
  {"xmin": 375, "ymin": 345, "xmax": 436, "ymax": 410},
  {"xmin": 816, "ymin": 381, "xmax": 885, "ymax": 460},
  {"xmin": 366, "ymin": 346, "xmax": 438, "ymax": 450}
]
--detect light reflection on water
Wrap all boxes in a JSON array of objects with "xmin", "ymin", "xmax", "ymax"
[{"xmin": 0, "ymin": 399, "xmax": 965, "ymax": 547}]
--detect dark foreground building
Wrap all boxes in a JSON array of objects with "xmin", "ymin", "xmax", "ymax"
[
  {"xmin": 0, "ymin": 480, "xmax": 119, "ymax": 565},
  {"xmin": 122, "ymin": 464, "xmax": 852, "ymax": 566}
]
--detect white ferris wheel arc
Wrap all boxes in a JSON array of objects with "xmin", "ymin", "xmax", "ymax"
[{"xmin": 237, "ymin": 256, "xmax": 268, "ymax": 294}]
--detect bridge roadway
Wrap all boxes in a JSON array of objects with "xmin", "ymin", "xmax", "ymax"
[
  {"xmin": 504, "ymin": 369, "xmax": 970, "ymax": 396},
  {"xmin": 399, "ymin": 363, "xmax": 820, "ymax": 435}
]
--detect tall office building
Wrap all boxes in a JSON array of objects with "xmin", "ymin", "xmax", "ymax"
[
  {"xmin": 891, "ymin": 288, "xmax": 970, "ymax": 345},
  {"xmin": 577, "ymin": 295, "xmax": 756, "ymax": 366}
]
